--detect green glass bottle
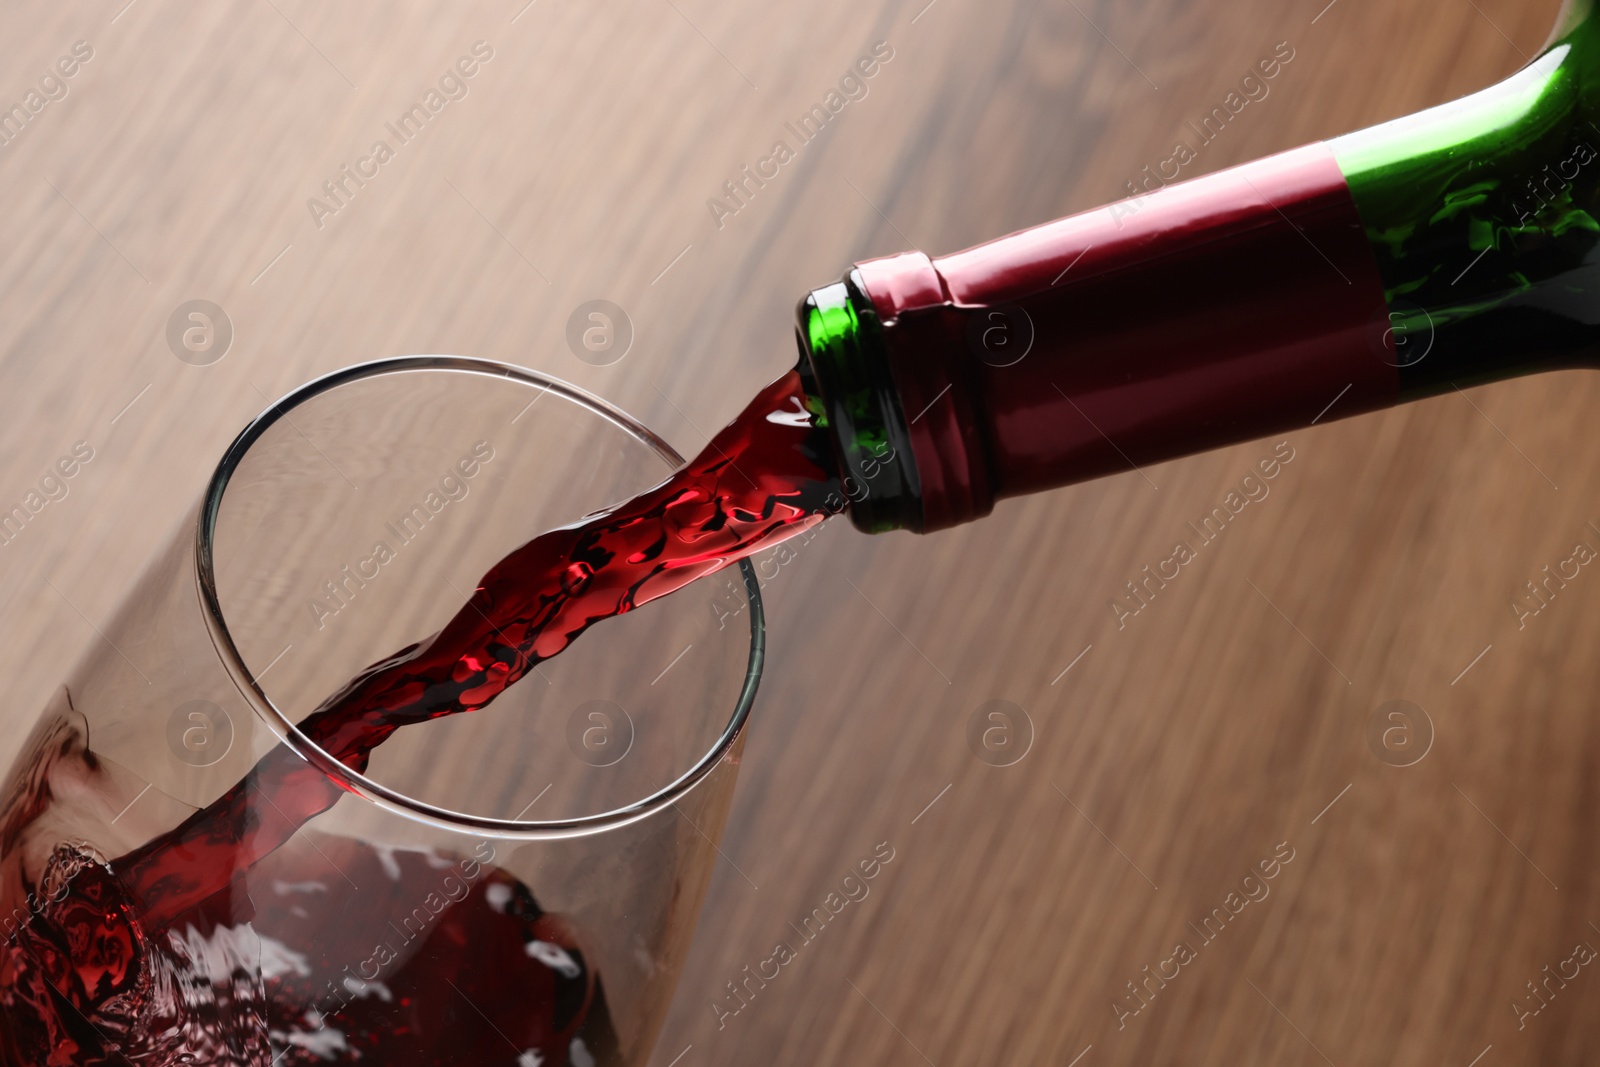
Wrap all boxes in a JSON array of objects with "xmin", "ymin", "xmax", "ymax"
[{"xmin": 797, "ymin": 0, "xmax": 1600, "ymax": 533}]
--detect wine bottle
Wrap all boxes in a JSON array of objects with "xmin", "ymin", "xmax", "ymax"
[{"xmin": 797, "ymin": 1, "xmax": 1600, "ymax": 533}]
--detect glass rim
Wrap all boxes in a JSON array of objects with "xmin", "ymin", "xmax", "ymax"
[{"xmin": 193, "ymin": 355, "xmax": 765, "ymax": 841}]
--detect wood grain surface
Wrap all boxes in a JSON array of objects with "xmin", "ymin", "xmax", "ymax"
[{"xmin": 0, "ymin": 0, "xmax": 1593, "ymax": 1064}]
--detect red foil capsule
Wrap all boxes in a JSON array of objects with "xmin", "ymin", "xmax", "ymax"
[{"xmin": 850, "ymin": 143, "xmax": 1397, "ymax": 531}]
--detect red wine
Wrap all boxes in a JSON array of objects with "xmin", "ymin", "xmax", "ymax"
[
  {"xmin": 5, "ymin": 836, "xmax": 616, "ymax": 1066},
  {"xmin": 1, "ymin": 368, "xmax": 839, "ymax": 1065},
  {"xmin": 116, "ymin": 368, "xmax": 838, "ymax": 927}
]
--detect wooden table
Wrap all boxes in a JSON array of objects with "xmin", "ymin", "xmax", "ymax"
[{"xmin": 0, "ymin": 0, "xmax": 1590, "ymax": 1063}]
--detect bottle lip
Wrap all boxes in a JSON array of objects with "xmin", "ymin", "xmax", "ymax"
[
  {"xmin": 193, "ymin": 355, "xmax": 766, "ymax": 841},
  {"xmin": 794, "ymin": 273, "xmax": 925, "ymax": 533}
]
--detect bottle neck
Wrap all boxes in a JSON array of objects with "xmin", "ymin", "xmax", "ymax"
[{"xmin": 796, "ymin": 3, "xmax": 1600, "ymax": 534}]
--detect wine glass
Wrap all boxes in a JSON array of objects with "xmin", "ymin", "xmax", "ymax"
[{"xmin": 0, "ymin": 357, "xmax": 763, "ymax": 1066}]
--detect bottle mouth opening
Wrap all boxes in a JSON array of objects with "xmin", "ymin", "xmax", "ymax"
[
  {"xmin": 795, "ymin": 275, "xmax": 924, "ymax": 533},
  {"xmin": 193, "ymin": 355, "xmax": 765, "ymax": 841}
]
